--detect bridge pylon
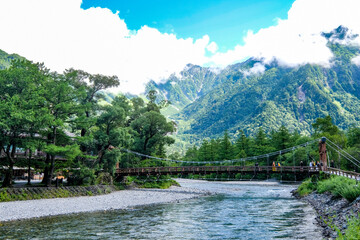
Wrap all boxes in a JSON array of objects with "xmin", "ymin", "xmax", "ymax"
[{"xmin": 319, "ymin": 137, "xmax": 327, "ymax": 171}]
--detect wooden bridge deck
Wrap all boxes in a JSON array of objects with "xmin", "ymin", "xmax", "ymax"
[{"xmin": 116, "ymin": 166, "xmax": 319, "ymax": 176}]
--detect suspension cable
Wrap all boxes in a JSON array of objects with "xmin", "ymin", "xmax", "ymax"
[
  {"xmin": 326, "ymin": 143, "xmax": 360, "ymax": 169},
  {"xmin": 120, "ymin": 139, "xmax": 319, "ymax": 164},
  {"xmin": 326, "ymin": 139, "xmax": 360, "ymax": 165}
]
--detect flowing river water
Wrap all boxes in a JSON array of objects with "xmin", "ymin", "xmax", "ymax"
[{"xmin": 0, "ymin": 180, "xmax": 322, "ymax": 239}]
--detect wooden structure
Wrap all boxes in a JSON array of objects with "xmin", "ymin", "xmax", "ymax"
[
  {"xmin": 319, "ymin": 137, "xmax": 327, "ymax": 171},
  {"xmin": 327, "ymin": 167, "xmax": 360, "ymax": 180},
  {"xmin": 116, "ymin": 165, "xmax": 318, "ymax": 177}
]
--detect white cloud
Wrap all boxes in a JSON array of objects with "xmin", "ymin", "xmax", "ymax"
[
  {"xmin": 242, "ymin": 63, "xmax": 266, "ymax": 77},
  {"xmin": 352, "ymin": 55, "xmax": 360, "ymax": 66},
  {"xmin": 1, "ymin": 0, "xmax": 360, "ymax": 94},
  {"xmin": 206, "ymin": 42, "xmax": 218, "ymax": 54},
  {"xmin": 0, "ymin": 0, "xmax": 213, "ymax": 94},
  {"xmin": 210, "ymin": 0, "xmax": 360, "ymax": 68}
]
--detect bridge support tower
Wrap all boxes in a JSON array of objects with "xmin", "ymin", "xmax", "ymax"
[{"xmin": 319, "ymin": 137, "xmax": 327, "ymax": 171}]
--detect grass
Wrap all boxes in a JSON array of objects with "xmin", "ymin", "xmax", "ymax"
[
  {"xmin": 297, "ymin": 175, "xmax": 360, "ymax": 202},
  {"xmin": 297, "ymin": 179, "xmax": 316, "ymax": 196},
  {"xmin": 337, "ymin": 215, "xmax": 360, "ymax": 240},
  {"xmin": 125, "ymin": 176, "xmax": 179, "ymax": 189},
  {"xmin": 0, "ymin": 185, "xmax": 116, "ymax": 202}
]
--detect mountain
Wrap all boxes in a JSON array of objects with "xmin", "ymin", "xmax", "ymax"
[
  {"xmin": 144, "ymin": 28, "xmax": 360, "ymax": 150},
  {"xmin": 145, "ymin": 64, "xmax": 224, "ymax": 116},
  {"xmin": 178, "ymin": 57, "xmax": 360, "ymax": 138},
  {"xmin": 0, "ymin": 49, "xmax": 23, "ymax": 69}
]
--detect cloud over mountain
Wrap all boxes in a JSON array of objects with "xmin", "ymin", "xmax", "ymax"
[
  {"xmin": 1, "ymin": 0, "xmax": 360, "ymax": 94},
  {"xmin": 211, "ymin": 0, "xmax": 360, "ymax": 68}
]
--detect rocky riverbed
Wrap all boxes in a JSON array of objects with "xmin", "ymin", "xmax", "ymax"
[
  {"xmin": 293, "ymin": 191, "xmax": 360, "ymax": 239},
  {"xmin": 0, "ymin": 185, "xmax": 210, "ymax": 222}
]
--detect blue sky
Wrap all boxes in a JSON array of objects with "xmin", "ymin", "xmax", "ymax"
[
  {"xmin": 1, "ymin": 0, "xmax": 359, "ymax": 94},
  {"xmin": 81, "ymin": 0, "xmax": 294, "ymax": 52}
]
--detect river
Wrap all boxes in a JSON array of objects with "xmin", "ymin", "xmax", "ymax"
[{"xmin": 0, "ymin": 179, "xmax": 322, "ymax": 239}]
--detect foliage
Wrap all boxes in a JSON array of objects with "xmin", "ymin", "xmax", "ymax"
[
  {"xmin": 125, "ymin": 175, "xmax": 178, "ymax": 189},
  {"xmin": 0, "ymin": 189, "xmax": 11, "ymax": 202},
  {"xmin": 298, "ymin": 175, "xmax": 360, "ymax": 202},
  {"xmin": 95, "ymin": 172, "xmax": 113, "ymax": 185},
  {"xmin": 297, "ymin": 179, "xmax": 317, "ymax": 196},
  {"xmin": 0, "ymin": 57, "xmax": 175, "ymax": 188},
  {"xmin": 67, "ymin": 167, "xmax": 96, "ymax": 186},
  {"xmin": 0, "ymin": 186, "xmax": 116, "ymax": 202},
  {"xmin": 337, "ymin": 215, "xmax": 360, "ymax": 240}
]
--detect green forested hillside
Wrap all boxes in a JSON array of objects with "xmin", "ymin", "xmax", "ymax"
[
  {"xmin": 0, "ymin": 49, "xmax": 23, "ymax": 69},
  {"xmin": 149, "ymin": 42, "xmax": 360, "ymax": 150}
]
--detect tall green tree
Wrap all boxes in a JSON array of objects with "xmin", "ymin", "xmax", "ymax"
[
  {"xmin": 93, "ymin": 96, "xmax": 133, "ymax": 173},
  {"xmin": 65, "ymin": 69, "xmax": 120, "ymax": 152},
  {"xmin": 130, "ymin": 92, "xmax": 175, "ymax": 157},
  {"xmin": 271, "ymin": 125, "xmax": 291, "ymax": 150},
  {"xmin": 235, "ymin": 130, "xmax": 249, "ymax": 157},
  {"xmin": 219, "ymin": 130, "xmax": 233, "ymax": 160},
  {"xmin": 0, "ymin": 60, "xmax": 50, "ymax": 187},
  {"xmin": 41, "ymin": 71, "xmax": 84, "ymax": 186}
]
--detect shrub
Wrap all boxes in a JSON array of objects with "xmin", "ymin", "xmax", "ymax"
[
  {"xmin": 297, "ymin": 178, "xmax": 316, "ymax": 196},
  {"xmin": 67, "ymin": 167, "xmax": 96, "ymax": 186},
  {"xmin": 316, "ymin": 176, "xmax": 360, "ymax": 202},
  {"xmin": 95, "ymin": 172, "xmax": 113, "ymax": 185},
  {"xmin": 317, "ymin": 177, "xmax": 340, "ymax": 194},
  {"xmin": 0, "ymin": 190, "xmax": 11, "ymax": 202},
  {"xmin": 336, "ymin": 184, "xmax": 360, "ymax": 202}
]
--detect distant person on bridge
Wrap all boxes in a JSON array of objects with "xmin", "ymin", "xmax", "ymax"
[
  {"xmin": 330, "ymin": 160, "xmax": 335, "ymax": 168},
  {"xmin": 300, "ymin": 161, "xmax": 304, "ymax": 171},
  {"xmin": 272, "ymin": 161, "xmax": 276, "ymax": 172},
  {"xmin": 254, "ymin": 162, "xmax": 259, "ymax": 175}
]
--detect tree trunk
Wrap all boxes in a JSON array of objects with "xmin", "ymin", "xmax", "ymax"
[
  {"xmin": 41, "ymin": 153, "xmax": 50, "ymax": 185},
  {"xmin": 2, "ymin": 161, "xmax": 13, "ymax": 188},
  {"xmin": 43, "ymin": 127, "xmax": 57, "ymax": 186},
  {"xmin": 48, "ymin": 155, "xmax": 55, "ymax": 186},
  {"xmin": 27, "ymin": 149, "xmax": 32, "ymax": 185},
  {"xmin": 1, "ymin": 145, "xmax": 15, "ymax": 188}
]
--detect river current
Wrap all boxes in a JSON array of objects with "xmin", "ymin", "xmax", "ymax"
[{"xmin": 0, "ymin": 180, "xmax": 322, "ymax": 239}]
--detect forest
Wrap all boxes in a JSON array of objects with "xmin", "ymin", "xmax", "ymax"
[
  {"xmin": 179, "ymin": 115, "xmax": 360, "ymax": 172},
  {"xmin": 1, "ymin": 59, "xmax": 360, "ymax": 188},
  {"xmin": 0, "ymin": 60, "xmax": 175, "ymax": 187}
]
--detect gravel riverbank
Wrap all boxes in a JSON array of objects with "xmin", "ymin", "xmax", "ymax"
[
  {"xmin": 0, "ymin": 183, "xmax": 210, "ymax": 222},
  {"xmin": 293, "ymin": 191, "xmax": 360, "ymax": 239}
]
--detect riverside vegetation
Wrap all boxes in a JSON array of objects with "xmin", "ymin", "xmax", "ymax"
[
  {"xmin": 0, "ymin": 185, "xmax": 117, "ymax": 202},
  {"xmin": 296, "ymin": 174, "xmax": 360, "ymax": 239}
]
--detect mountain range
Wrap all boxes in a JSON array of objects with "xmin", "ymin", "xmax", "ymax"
[
  {"xmin": 2, "ymin": 26, "xmax": 360, "ymax": 153},
  {"xmin": 145, "ymin": 26, "xmax": 360, "ymax": 150}
]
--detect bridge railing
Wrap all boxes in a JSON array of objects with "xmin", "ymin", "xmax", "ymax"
[
  {"xmin": 116, "ymin": 165, "xmax": 318, "ymax": 176},
  {"xmin": 327, "ymin": 167, "xmax": 360, "ymax": 180}
]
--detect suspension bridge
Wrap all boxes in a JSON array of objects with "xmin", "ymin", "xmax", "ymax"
[{"xmin": 116, "ymin": 137, "xmax": 360, "ymax": 181}]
